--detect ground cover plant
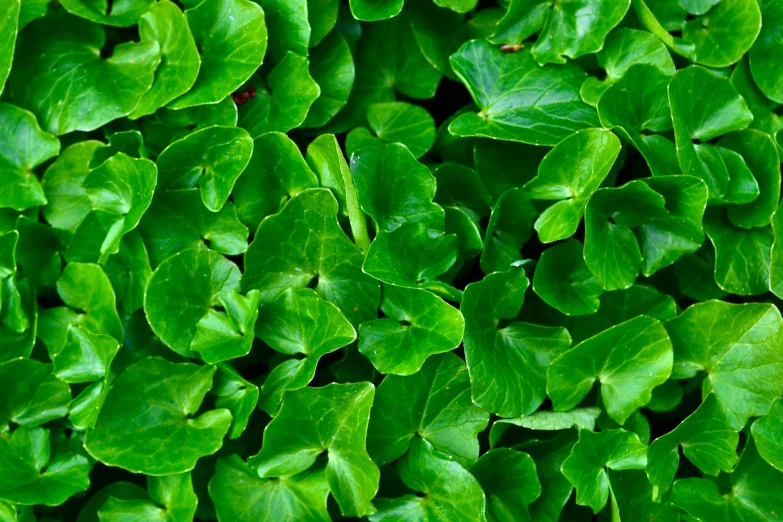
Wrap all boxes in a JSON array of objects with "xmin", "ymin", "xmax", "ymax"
[{"xmin": 2, "ymin": 0, "xmax": 783, "ymax": 519}]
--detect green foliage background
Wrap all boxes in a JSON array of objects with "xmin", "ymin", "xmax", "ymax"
[{"xmin": 2, "ymin": 0, "xmax": 783, "ymax": 519}]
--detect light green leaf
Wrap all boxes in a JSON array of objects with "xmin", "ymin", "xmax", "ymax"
[
  {"xmin": 98, "ymin": 473, "xmax": 198, "ymax": 522},
  {"xmin": 249, "ymin": 382, "xmax": 380, "ymax": 518},
  {"xmin": 351, "ymin": 143, "xmax": 443, "ymax": 233},
  {"xmin": 0, "ymin": 358, "xmax": 70, "ymax": 427},
  {"xmin": 597, "ymin": 64, "xmax": 679, "ymax": 176},
  {"xmin": 749, "ymin": 0, "xmax": 783, "ymax": 103},
  {"xmin": 362, "ymin": 224, "xmax": 458, "ymax": 291},
  {"xmin": 772, "ymin": 203, "xmax": 783, "ymax": 298},
  {"xmin": 242, "ymin": 188, "xmax": 379, "ymax": 327},
  {"xmin": 145, "ymin": 248, "xmax": 257, "ymax": 362},
  {"xmin": 53, "ymin": 325, "xmax": 119, "ymax": 383},
  {"xmin": 470, "ymin": 448, "xmax": 541, "ymax": 522},
  {"xmin": 259, "ymin": 0, "xmax": 309, "ymax": 63},
  {"xmin": 463, "ymin": 267, "xmax": 571, "ymax": 418},
  {"xmin": 0, "ymin": 0, "xmax": 18, "ymax": 96},
  {"xmin": 647, "ymin": 394, "xmax": 738, "ymax": 500},
  {"xmin": 233, "ymin": 132, "xmax": 318, "ymax": 232},
  {"xmin": 349, "ymin": 0, "xmax": 401, "ymax": 21},
  {"xmin": 306, "ymin": 134, "xmax": 370, "ymax": 252},
  {"xmin": 138, "ymin": 189, "xmax": 248, "ymax": 267},
  {"xmin": 525, "ymin": 128, "xmax": 621, "ymax": 243},
  {"xmin": 581, "ymin": 28, "xmax": 675, "ymax": 106},
  {"xmin": 0, "ymin": 102, "xmax": 59, "ymax": 210},
  {"xmin": 491, "ymin": 409, "xmax": 602, "ymax": 448},
  {"xmin": 58, "ymin": 0, "xmax": 152, "ymax": 26},
  {"xmin": 168, "ymin": 0, "xmax": 266, "ymax": 109},
  {"xmin": 8, "ymin": 10, "xmax": 160, "ymax": 135},
  {"xmin": 156, "ymin": 126, "xmax": 253, "ymax": 213},
  {"xmin": 561, "ymin": 429, "xmax": 647, "ymax": 514},
  {"xmin": 304, "ymin": 30, "xmax": 355, "ymax": 128},
  {"xmin": 236, "ymin": 52, "xmax": 320, "ymax": 137},
  {"xmin": 490, "ymin": 0, "xmax": 630, "ymax": 65},
  {"xmin": 669, "ymin": 66, "xmax": 753, "ymax": 199},
  {"xmin": 359, "ymin": 285, "xmax": 463, "ymax": 376},
  {"xmin": 548, "ymin": 315, "xmax": 673, "ymax": 424},
  {"xmin": 209, "ymin": 455, "xmax": 330, "ymax": 522},
  {"xmin": 256, "ymin": 288, "xmax": 356, "ymax": 414},
  {"xmin": 704, "ymin": 207, "xmax": 772, "ymax": 296},
  {"xmin": 532, "ymin": 239, "xmax": 604, "ymax": 316},
  {"xmin": 0, "ymin": 427, "xmax": 91, "ymax": 506},
  {"xmin": 85, "ymin": 357, "xmax": 232, "ymax": 475},
  {"xmin": 362, "ymin": 102, "xmax": 436, "ymax": 159},
  {"xmin": 368, "ymin": 438, "xmax": 487, "ymax": 522},
  {"xmin": 584, "ymin": 181, "xmax": 668, "ymax": 291},
  {"xmin": 129, "ymin": 0, "xmax": 200, "ymax": 118},
  {"xmin": 211, "ymin": 363, "xmax": 258, "ymax": 440},
  {"xmin": 672, "ymin": 437, "xmax": 783, "ymax": 521},
  {"xmin": 665, "ymin": 300, "xmax": 783, "ymax": 429},
  {"xmin": 449, "ymin": 40, "xmax": 599, "ymax": 145},
  {"xmin": 367, "ymin": 352, "xmax": 489, "ymax": 467}
]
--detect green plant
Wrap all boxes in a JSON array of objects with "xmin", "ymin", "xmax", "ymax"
[{"xmin": 2, "ymin": 0, "xmax": 783, "ymax": 520}]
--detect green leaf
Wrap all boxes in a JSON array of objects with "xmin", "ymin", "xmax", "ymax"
[
  {"xmin": 367, "ymin": 352, "xmax": 489, "ymax": 467},
  {"xmin": 249, "ymin": 382, "xmax": 380, "ymax": 518},
  {"xmin": 638, "ymin": 175, "xmax": 708, "ymax": 276},
  {"xmin": 38, "ymin": 262, "xmax": 123, "ymax": 357},
  {"xmin": 138, "ymin": 189, "xmax": 249, "ymax": 267},
  {"xmin": 491, "ymin": 409, "xmax": 602, "ymax": 447},
  {"xmin": 749, "ymin": 0, "xmax": 783, "ymax": 103},
  {"xmin": 0, "ymin": 358, "xmax": 70, "ymax": 427},
  {"xmin": 720, "ymin": 129, "xmax": 781, "ymax": 228},
  {"xmin": 256, "ymin": 288, "xmax": 356, "ymax": 414},
  {"xmin": 532, "ymin": 239, "xmax": 604, "ymax": 316},
  {"xmin": 304, "ymin": 30, "xmax": 355, "ymax": 128},
  {"xmin": 306, "ymin": 134, "xmax": 370, "ymax": 252},
  {"xmin": 129, "ymin": 0, "xmax": 200, "ymax": 118},
  {"xmin": 518, "ymin": 432, "xmax": 578, "ymax": 522},
  {"xmin": 363, "ymin": 224, "xmax": 458, "ymax": 293},
  {"xmin": 473, "ymin": 140, "xmax": 548, "ymax": 203},
  {"xmin": 362, "ymin": 102, "xmax": 436, "ymax": 159},
  {"xmin": 470, "ymin": 448, "xmax": 541, "ymax": 522},
  {"xmin": 54, "ymin": 325, "xmax": 119, "ymax": 383},
  {"xmin": 145, "ymin": 248, "xmax": 257, "ymax": 362},
  {"xmin": 258, "ymin": 0, "xmax": 309, "ymax": 64},
  {"xmin": 525, "ymin": 128, "xmax": 621, "ymax": 243},
  {"xmin": 665, "ymin": 300, "xmax": 783, "ymax": 429},
  {"xmin": 0, "ymin": 0, "xmax": 18, "ymax": 97},
  {"xmin": 490, "ymin": 0, "xmax": 630, "ymax": 65},
  {"xmin": 408, "ymin": 0, "xmax": 470, "ymax": 80},
  {"xmin": 669, "ymin": 66, "xmax": 754, "ymax": 199},
  {"xmin": 349, "ymin": 0, "xmax": 402, "ymax": 22},
  {"xmin": 243, "ymin": 188, "xmax": 379, "ymax": 326},
  {"xmin": 351, "ymin": 143, "xmax": 443, "ymax": 233},
  {"xmin": 58, "ymin": 0, "xmax": 152, "ymax": 26},
  {"xmin": 211, "ymin": 363, "xmax": 258, "ymax": 440},
  {"xmin": 704, "ymin": 207, "xmax": 772, "ymax": 296},
  {"xmin": 548, "ymin": 315, "xmax": 673, "ymax": 424},
  {"xmin": 561, "ymin": 429, "xmax": 647, "ymax": 514},
  {"xmin": 0, "ymin": 427, "xmax": 91, "ymax": 506},
  {"xmin": 104, "ymin": 230, "xmax": 152, "ymax": 317},
  {"xmin": 233, "ymin": 132, "xmax": 318, "ymax": 232},
  {"xmin": 449, "ymin": 40, "xmax": 599, "ymax": 145},
  {"xmin": 584, "ymin": 181, "xmax": 668, "ymax": 291},
  {"xmin": 608, "ymin": 469, "xmax": 680, "ymax": 522},
  {"xmin": 681, "ymin": 0, "xmax": 761, "ymax": 67},
  {"xmin": 98, "ymin": 473, "xmax": 198, "ymax": 522},
  {"xmin": 597, "ymin": 64, "xmax": 679, "ymax": 176},
  {"xmin": 209, "ymin": 455, "xmax": 330, "ymax": 522},
  {"xmin": 156, "ymin": 126, "xmax": 253, "ymax": 213},
  {"xmin": 0, "ymin": 102, "xmax": 59, "ymax": 210},
  {"xmin": 463, "ymin": 267, "xmax": 571, "ymax": 417},
  {"xmin": 85, "ymin": 357, "xmax": 232, "ymax": 475},
  {"xmin": 672, "ymin": 437, "xmax": 783, "ymax": 521},
  {"xmin": 567, "ymin": 284, "xmax": 677, "ymax": 344},
  {"xmin": 8, "ymin": 10, "xmax": 161, "ymax": 135},
  {"xmin": 433, "ymin": 163, "xmax": 491, "ymax": 225},
  {"xmin": 646, "ymin": 394, "xmax": 738, "ymax": 500},
  {"xmin": 581, "ymin": 28, "xmax": 675, "ymax": 106},
  {"xmin": 236, "ymin": 52, "xmax": 320, "ymax": 137},
  {"xmin": 359, "ymin": 284, "xmax": 463, "ymax": 376},
  {"xmin": 368, "ymin": 438, "xmax": 487, "ymax": 522},
  {"xmin": 480, "ymin": 188, "xmax": 536, "ymax": 274},
  {"xmin": 168, "ymin": 0, "xmax": 267, "ymax": 109},
  {"xmin": 773, "ymin": 204, "xmax": 783, "ymax": 298}
]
